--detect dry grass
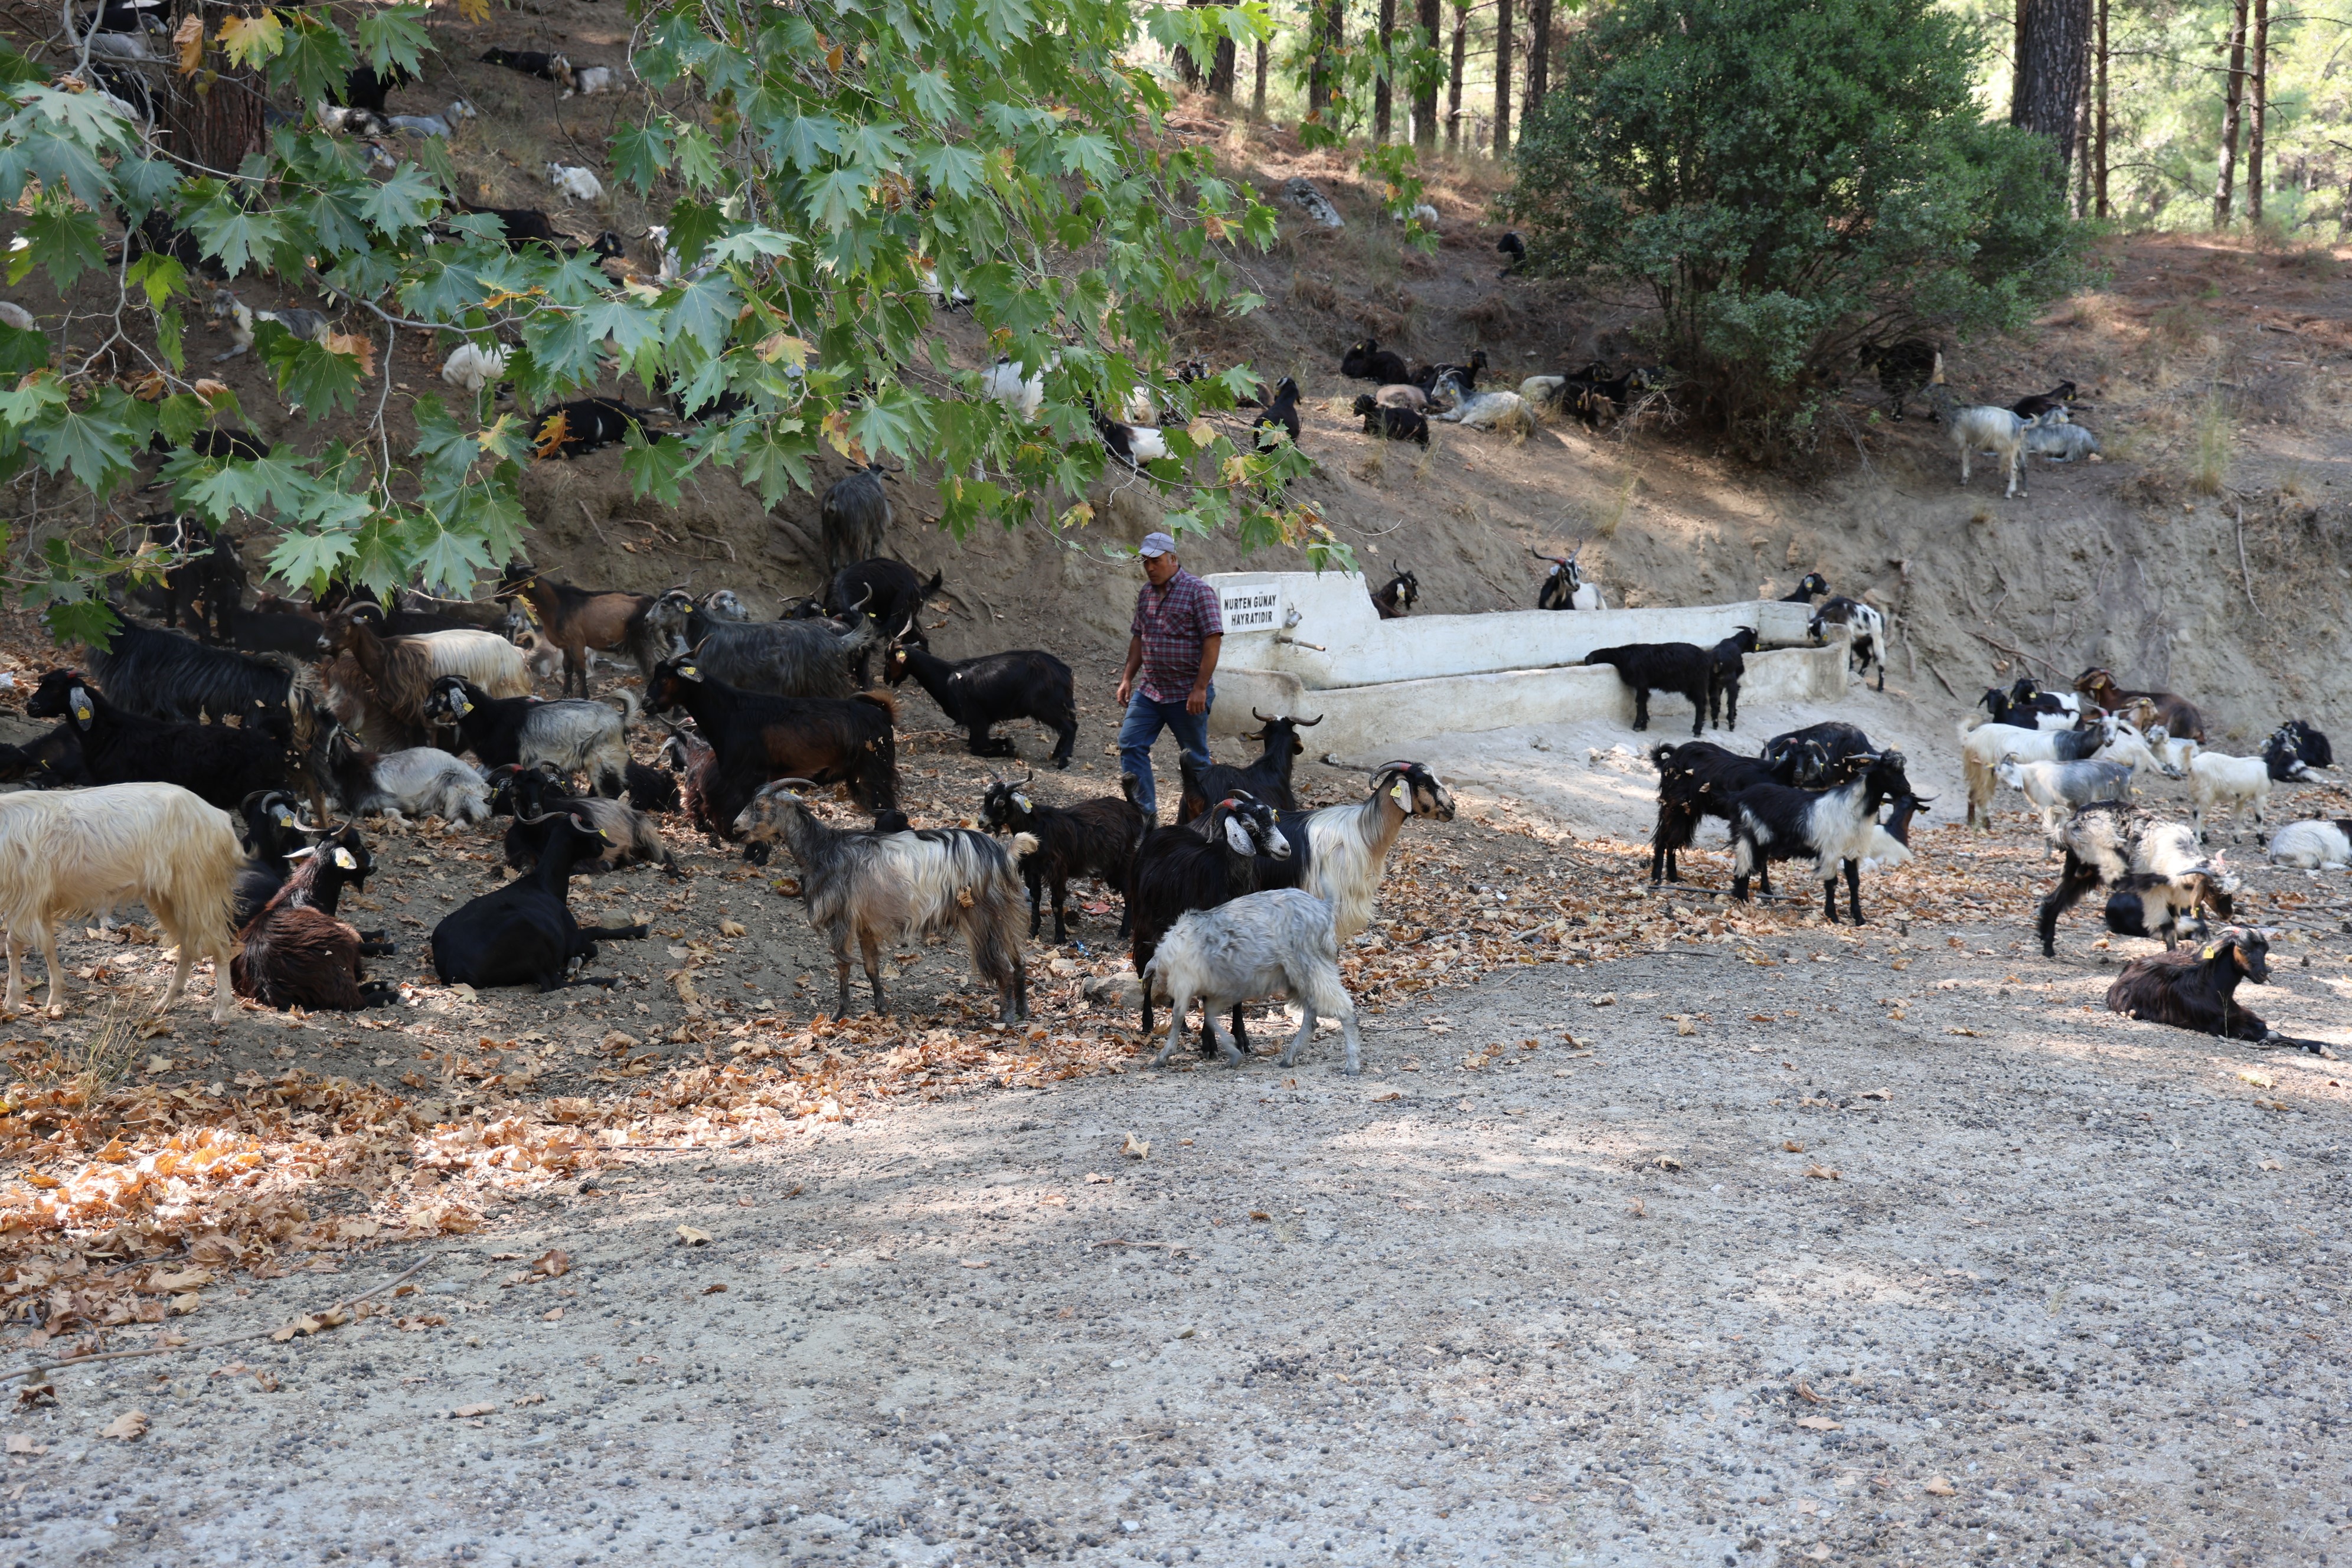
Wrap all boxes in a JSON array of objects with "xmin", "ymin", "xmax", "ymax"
[{"xmin": 2191, "ymin": 391, "xmax": 2235, "ymax": 495}]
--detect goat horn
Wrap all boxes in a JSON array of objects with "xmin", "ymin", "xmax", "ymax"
[
  {"xmin": 1295, "ymin": 714, "xmax": 1324, "ymax": 728},
  {"xmin": 1251, "ymin": 708, "xmax": 1275, "ymax": 724}
]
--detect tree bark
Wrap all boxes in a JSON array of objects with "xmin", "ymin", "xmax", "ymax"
[
  {"xmin": 1414, "ymin": 0, "xmax": 1442, "ymax": 149},
  {"xmin": 1375, "ymin": 0, "xmax": 1397, "ymax": 140},
  {"xmin": 2011, "ymin": 0, "xmax": 2092, "ymax": 175},
  {"xmin": 1445, "ymin": 0, "xmax": 1466, "ymax": 153},
  {"xmin": 1493, "ymin": 0, "xmax": 1513, "ymax": 156},
  {"xmin": 1309, "ymin": 0, "xmax": 1343, "ymax": 113},
  {"xmin": 157, "ymin": 2, "xmax": 266, "ymax": 175},
  {"xmin": 1253, "ymin": 38, "xmax": 1268, "ymax": 120},
  {"xmin": 2248, "ymin": 0, "xmax": 2269, "ymax": 223},
  {"xmin": 2214, "ymin": 0, "xmax": 2249, "ymax": 227},
  {"xmin": 1525, "ymin": 0, "xmax": 1550, "ymax": 125},
  {"xmin": 2094, "ymin": 0, "xmax": 2109, "ymax": 218}
]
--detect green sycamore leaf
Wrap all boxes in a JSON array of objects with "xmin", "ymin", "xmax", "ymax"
[
  {"xmin": 903, "ymin": 71, "xmax": 961, "ymax": 125},
  {"xmin": 610, "ymin": 122, "xmax": 674, "ymax": 190},
  {"xmin": 354, "ymin": 6, "xmax": 432, "ymax": 76},
  {"xmin": 910, "ymin": 142, "xmax": 986, "ymax": 201},
  {"xmin": 27, "ymin": 398, "xmax": 141, "ymax": 492},
  {"xmin": 344, "ymin": 514, "xmax": 412, "ymax": 597},
  {"xmin": 621, "ymin": 426, "xmax": 693, "ymax": 507},
  {"xmin": 155, "ymin": 392, "xmax": 210, "ymax": 447},
  {"xmin": 772, "ymin": 115, "xmax": 843, "ymax": 171},
  {"xmin": 270, "ymin": 15, "xmax": 357, "ymax": 106},
  {"xmin": 704, "ymin": 227, "xmax": 795, "ymax": 264},
  {"xmin": 665, "ymin": 273, "xmax": 741, "ymax": 355},
  {"xmin": 0, "ymin": 324, "xmax": 46, "ymax": 378},
  {"xmin": 662, "ymin": 199, "xmax": 726, "ymax": 266},
  {"xmin": 127, "ymin": 253, "xmax": 186, "ymax": 311},
  {"xmin": 11, "ymin": 204, "xmax": 105, "ymax": 292},
  {"xmin": 110, "ymin": 156, "xmax": 181, "ymax": 220},
  {"xmin": 805, "ymin": 167, "xmax": 871, "ymax": 233},
  {"xmin": 673, "ymin": 125, "xmax": 725, "ymax": 191},
  {"xmin": 187, "ymin": 193, "xmax": 284, "ymax": 278},
  {"xmin": 268, "ymin": 528, "xmax": 360, "ymax": 596},
  {"xmin": 44, "ymin": 596, "xmax": 119, "ymax": 652},
  {"xmin": 358, "ymin": 165, "xmax": 438, "ymax": 237},
  {"xmin": 259, "ymin": 324, "xmax": 366, "ymax": 417},
  {"xmin": 407, "ymin": 512, "xmax": 496, "ymax": 596}
]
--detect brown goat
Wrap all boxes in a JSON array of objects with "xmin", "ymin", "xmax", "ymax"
[
  {"xmin": 319, "ymin": 603, "xmax": 530, "ymax": 747},
  {"xmin": 2076, "ymin": 668, "xmax": 2206, "ymax": 743},
  {"xmin": 496, "ymin": 562, "xmax": 655, "ymax": 696}
]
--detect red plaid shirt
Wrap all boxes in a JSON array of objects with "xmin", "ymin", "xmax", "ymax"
[{"xmin": 1131, "ymin": 569, "xmax": 1221, "ymax": 703}]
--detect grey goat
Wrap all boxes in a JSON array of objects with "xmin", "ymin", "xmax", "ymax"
[
  {"xmin": 1145, "ymin": 889, "xmax": 1364, "ymax": 1074},
  {"xmin": 733, "ymin": 780, "xmax": 1031, "ymax": 1021}
]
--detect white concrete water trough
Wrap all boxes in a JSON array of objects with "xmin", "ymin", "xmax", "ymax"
[{"xmin": 1201, "ymin": 571, "xmax": 1853, "ymax": 754}]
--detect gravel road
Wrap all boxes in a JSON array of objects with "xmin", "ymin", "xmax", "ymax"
[{"xmin": 17, "ymin": 908, "xmax": 2348, "ymax": 1568}]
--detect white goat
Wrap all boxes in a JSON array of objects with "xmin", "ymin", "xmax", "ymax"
[
  {"xmin": 2189, "ymin": 752, "xmax": 2273, "ymax": 842},
  {"xmin": 981, "ymin": 355, "xmax": 1050, "ymax": 420},
  {"xmin": 440, "ymin": 341, "xmax": 509, "ymax": 395},
  {"xmin": 387, "ymin": 100, "xmax": 474, "ymax": 138},
  {"xmin": 2024, "ymin": 422, "xmax": 2101, "ymax": 463},
  {"xmin": 1145, "ymin": 890, "xmax": 1365, "ymax": 1074},
  {"xmin": 556, "ymin": 60, "xmax": 618, "ymax": 98},
  {"xmin": 2268, "ymin": 818, "xmax": 2352, "ymax": 870},
  {"xmin": 1923, "ymin": 355, "xmax": 2038, "ymax": 499},
  {"xmin": 347, "ymin": 747, "xmax": 491, "ymax": 825},
  {"xmin": 0, "ymin": 301, "xmax": 33, "ymax": 331},
  {"xmin": 0, "ymin": 784, "xmax": 241, "ymax": 1021},
  {"xmin": 547, "ymin": 163, "xmax": 604, "ymax": 204},
  {"xmin": 1433, "ymin": 390, "xmax": 1535, "ymax": 435},
  {"xmin": 1288, "ymin": 762, "xmax": 1456, "ymax": 940}
]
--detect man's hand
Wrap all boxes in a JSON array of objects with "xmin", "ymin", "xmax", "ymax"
[
  {"xmin": 1185, "ymin": 686, "xmax": 1207, "ymax": 716},
  {"xmin": 1116, "ymin": 674, "xmax": 1133, "ymax": 704}
]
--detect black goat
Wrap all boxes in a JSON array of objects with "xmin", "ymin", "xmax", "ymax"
[
  {"xmin": 125, "ymin": 512, "xmax": 240, "ymax": 642},
  {"xmin": 232, "ymin": 824, "xmax": 397, "ymax": 1011},
  {"xmin": 1354, "ymin": 397, "xmax": 1430, "ymax": 446},
  {"xmin": 339, "ymin": 63, "xmax": 416, "ymax": 113},
  {"xmin": 0, "ymin": 723, "xmax": 90, "ymax": 789},
  {"xmin": 122, "ymin": 207, "xmax": 224, "ymax": 282},
  {"xmin": 231, "ymin": 788, "xmax": 305, "ymax": 930},
  {"xmin": 1370, "ymin": 566, "xmax": 1419, "ymax": 619},
  {"xmin": 1175, "ymin": 710, "xmax": 1322, "ymax": 823},
  {"xmin": 155, "ymin": 426, "xmax": 269, "ymax": 461},
  {"xmin": 981, "ymin": 773, "xmax": 1146, "ymax": 941},
  {"xmin": 84, "ymin": 615, "xmax": 291, "ymax": 723},
  {"xmin": 659, "ymin": 724, "xmax": 722, "ymax": 842},
  {"xmin": 1251, "ymin": 377, "xmax": 1302, "ymax": 447},
  {"xmin": 643, "ymin": 660, "xmax": 899, "ymax": 855},
  {"xmin": 1646, "ymin": 741, "xmax": 1800, "ymax": 887},
  {"xmin": 623, "ymin": 759, "xmax": 678, "ymax": 814},
  {"xmin": 535, "ymin": 398, "xmax": 665, "ymax": 458},
  {"xmin": 496, "ymin": 764, "xmax": 679, "ymax": 878},
  {"xmin": 2011, "ymin": 380, "xmax": 2078, "ymax": 420},
  {"xmin": 1781, "ymin": 572, "xmax": 1830, "ymax": 603},
  {"xmin": 1584, "ymin": 643, "xmax": 1711, "ymax": 737},
  {"xmin": 1760, "ymin": 721, "xmax": 1877, "ymax": 786},
  {"xmin": 2105, "ymin": 927, "xmax": 2283, "ymax": 1044},
  {"xmin": 430, "ymin": 811, "xmax": 650, "ymax": 991},
  {"xmin": 455, "ymin": 200, "xmax": 576, "ymax": 251},
  {"xmin": 1411, "ymin": 349, "xmax": 1488, "ymax": 394},
  {"xmin": 825, "ymin": 558, "xmax": 940, "ymax": 654},
  {"xmin": 819, "ymin": 465, "xmax": 892, "ymax": 570},
  {"xmin": 882, "ymin": 642, "xmax": 1077, "ymax": 768},
  {"xmin": 1870, "ymin": 338, "xmax": 1939, "ymax": 421},
  {"xmin": 2264, "ymin": 723, "xmax": 2324, "ymax": 781},
  {"xmin": 1706, "ymin": 628, "xmax": 1758, "ymax": 731},
  {"xmin": 1728, "ymin": 749, "xmax": 1918, "ymax": 924},
  {"xmin": 2278, "ymin": 718, "xmax": 2333, "ymax": 769},
  {"xmin": 1979, "ymin": 678, "xmax": 2075, "ymax": 730},
  {"xmin": 479, "ymin": 47, "xmax": 563, "ymax": 79},
  {"xmin": 1127, "ymin": 794, "xmax": 1291, "ymax": 1047},
  {"xmin": 25, "ymin": 669, "xmax": 288, "ymax": 810},
  {"xmin": 1340, "ymin": 339, "xmax": 1409, "ymax": 384},
  {"xmin": 1496, "ymin": 231, "xmax": 1526, "ymax": 277}
]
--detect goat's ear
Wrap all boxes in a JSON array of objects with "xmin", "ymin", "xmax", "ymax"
[
  {"xmin": 332, "ymin": 846, "xmax": 358, "ymax": 870},
  {"xmin": 1221, "ymin": 815, "xmax": 1256, "ymax": 856}
]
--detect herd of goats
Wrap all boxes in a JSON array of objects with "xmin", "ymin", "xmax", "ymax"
[{"xmin": 0, "ymin": 518, "xmax": 2339, "ymax": 1067}]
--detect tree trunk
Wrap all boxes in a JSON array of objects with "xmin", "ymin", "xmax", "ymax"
[
  {"xmin": 2094, "ymin": 0, "xmax": 2109, "ymax": 218},
  {"xmin": 2011, "ymin": 0, "xmax": 2092, "ymax": 175},
  {"xmin": 1210, "ymin": 37, "xmax": 1236, "ymax": 98},
  {"xmin": 1253, "ymin": 38, "xmax": 1268, "ymax": 119},
  {"xmin": 1445, "ymin": 0, "xmax": 1466, "ymax": 153},
  {"xmin": 1309, "ymin": 0, "xmax": 1343, "ymax": 113},
  {"xmin": 1493, "ymin": 0, "xmax": 1513, "ymax": 156},
  {"xmin": 1525, "ymin": 0, "xmax": 1550, "ymax": 125},
  {"xmin": 1414, "ymin": 0, "xmax": 1442, "ymax": 149},
  {"xmin": 2248, "ymin": 0, "xmax": 2269, "ymax": 223},
  {"xmin": 158, "ymin": 1, "xmax": 267, "ymax": 177},
  {"xmin": 1375, "ymin": 0, "xmax": 1397, "ymax": 140},
  {"xmin": 2214, "ymin": 0, "xmax": 2249, "ymax": 227},
  {"xmin": 2072, "ymin": 37, "xmax": 2091, "ymax": 217},
  {"xmin": 1173, "ymin": 0, "xmax": 1201, "ymax": 88}
]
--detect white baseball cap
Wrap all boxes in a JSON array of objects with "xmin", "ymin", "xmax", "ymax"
[{"xmin": 1137, "ymin": 531, "xmax": 1177, "ymax": 557}]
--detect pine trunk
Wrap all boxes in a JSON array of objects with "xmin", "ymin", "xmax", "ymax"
[
  {"xmin": 2214, "ymin": 0, "xmax": 2249, "ymax": 228},
  {"xmin": 1376, "ymin": 0, "xmax": 1397, "ymax": 140},
  {"xmin": 2094, "ymin": 0, "xmax": 2109, "ymax": 218},
  {"xmin": 2010, "ymin": 0, "xmax": 2092, "ymax": 175},
  {"xmin": 1445, "ymin": 1, "xmax": 1466, "ymax": 153},
  {"xmin": 1309, "ymin": 0, "xmax": 1344, "ymax": 113},
  {"xmin": 1493, "ymin": 0, "xmax": 1513, "ymax": 156},
  {"xmin": 1525, "ymin": 0, "xmax": 1550, "ymax": 123},
  {"xmin": 1253, "ymin": 38, "xmax": 1268, "ymax": 119},
  {"xmin": 2248, "ymin": 0, "xmax": 2269, "ymax": 223},
  {"xmin": 1414, "ymin": 0, "xmax": 1442, "ymax": 149}
]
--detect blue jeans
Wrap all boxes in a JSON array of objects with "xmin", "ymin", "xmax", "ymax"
[{"xmin": 1119, "ymin": 684, "xmax": 1213, "ymax": 821}]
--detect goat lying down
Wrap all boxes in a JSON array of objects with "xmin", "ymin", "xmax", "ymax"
[
  {"xmin": 2105, "ymin": 927, "xmax": 2333, "ymax": 1054},
  {"xmin": 1145, "ymin": 889, "xmax": 1364, "ymax": 1075},
  {"xmin": 2268, "ymin": 818, "xmax": 2352, "ymax": 870}
]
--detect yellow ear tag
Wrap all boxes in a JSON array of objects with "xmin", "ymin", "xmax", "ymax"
[
  {"xmin": 333, "ymin": 847, "xmax": 358, "ymax": 870},
  {"xmin": 2201, "ymin": 944, "xmax": 2219, "ymax": 960},
  {"xmin": 453, "ymin": 696, "xmax": 471, "ymax": 716},
  {"xmin": 1390, "ymin": 780, "xmax": 1409, "ymax": 806},
  {"xmin": 680, "ymin": 665, "xmax": 700, "ymax": 680},
  {"xmin": 68, "ymin": 692, "xmax": 91, "ymax": 723},
  {"xmin": 1012, "ymin": 793, "xmax": 1031, "ymax": 812}
]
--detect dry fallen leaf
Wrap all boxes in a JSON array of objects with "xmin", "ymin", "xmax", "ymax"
[
  {"xmin": 1794, "ymin": 1416, "xmax": 1841, "ymax": 1432},
  {"xmin": 1782, "ymin": 1139, "xmax": 1806, "ymax": 1154},
  {"xmin": 2259, "ymin": 1158, "xmax": 2284, "ymax": 1171},
  {"xmin": 254, "ymin": 1370, "xmax": 279, "ymax": 1391},
  {"xmin": 1084, "ymin": 1172, "xmax": 1112, "ymax": 1184},
  {"xmin": 2, "ymin": 1435, "xmax": 43, "ymax": 1455},
  {"xmin": 1674, "ymin": 1018, "xmax": 1696, "ymax": 1037},
  {"xmin": 2239, "ymin": 1070, "xmax": 2276, "ymax": 1089},
  {"xmin": 532, "ymin": 1249, "xmax": 570, "ymax": 1278},
  {"xmin": 1121, "ymin": 1132, "xmax": 1149, "ymax": 1160},
  {"xmin": 1370, "ymin": 1089, "xmax": 1401, "ymax": 1102},
  {"xmin": 958, "ymin": 1258, "xmax": 991, "ymax": 1269},
  {"xmin": 676, "ymin": 1226, "xmax": 712, "ymax": 1246},
  {"xmin": 171, "ymin": 12, "xmax": 202, "ymax": 73},
  {"xmin": 449, "ymin": 1403, "xmax": 498, "ymax": 1419},
  {"xmin": 542, "ymin": 1306, "xmax": 565, "ymax": 1321},
  {"xmin": 1795, "ymin": 1380, "xmax": 1824, "ymax": 1404},
  {"xmin": 1923, "ymin": 1476, "xmax": 1957, "ymax": 1497},
  {"xmin": 719, "ymin": 919, "xmax": 746, "ymax": 938},
  {"xmin": 512, "ymin": 1392, "xmax": 547, "ymax": 1407},
  {"xmin": 1655, "ymin": 1155, "xmax": 1683, "ymax": 1171},
  {"xmin": 700, "ymin": 1282, "xmax": 727, "ymax": 1295},
  {"xmin": 1804, "ymin": 1164, "xmax": 1842, "ymax": 1181},
  {"xmin": 99, "ymin": 1410, "xmax": 148, "ymax": 1442},
  {"xmin": 1249, "ymin": 1210, "xmax": 1272, "ymax": 1222}
]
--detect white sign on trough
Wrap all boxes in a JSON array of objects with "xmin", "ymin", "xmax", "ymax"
[{"xmin": 1201, "ymin": 570, "xmax": 1852, "ymax": 753}]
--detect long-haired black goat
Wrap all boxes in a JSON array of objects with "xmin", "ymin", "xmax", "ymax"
[
  {"xmin": 979, "ymin": 772, "xmax": 1146, "ymax": 942},
  {"xmin": 231, "ymin": 788, "xmax": 306, "ymax": 929},
  {"xmin": 430, "ymin": 811, "xmax": 650, "ymax": 991},
  {"xmin": 86, "ymin": 616, "xmax": 292, "ymax": 723},
  {"xmin": 25, "ymin": 668, "xmax": 289, "ymax": 811},
  {"xmin": 882, "ymin": 639, "xmax": 1077, "ymax": 768},
  {"xmin": 1727, "ymin": 750, "xmax": 1919, "ymax": 924},
  {"xmin": 1647, "ymin": 741, "xmax": 1799, "ymax": 887},
  {"xmin": 2105, "ymin": 927, "xmax": 2276, "ymax": 1043},
  {"xmin": 733, "ymin": 779, "xmax": 1030, "ymax": 1021}
]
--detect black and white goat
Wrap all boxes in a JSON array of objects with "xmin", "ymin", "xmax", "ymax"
[
  {"xmin": 1810, "ymin": 596, "xmax": 1888, "ymax": 691},
  {"xmin": 1584, "ymin": 642, "xmax": 1711, "ymax": 736},
  {"xmin": 2036, "ymin": 803, "xmax": 2235, "ymax": 956},
  {"xmin": 1534, "ymin": 548, "xmax": 1605, "ymax": 610},
  {"xmin": 979, "ymin": 773, "xmax": 1146, "ymax": 942},
  {"xmin": 1727, "ymin": 750, "xmax": 1919, "ymax": 924},
  {"xmin": 1369, "ymin": 566, "xmax": 1419, "ymax": 619},
  {"xmin": 2264, "ymin": 721, "xmax": 2330, "ymax": 781},
  {"xmin": 424, "ymin": 674, "xmax": 635, "ymax": 796},
  {"xmin": 495, "ymin": 763, "xmax": 680, "ymax": 879},
  {"xmin": 2102, "ymin": 869, "xmax": 2236, "ymax": 952},
  {"xmin": 1760, "ymin": 721, "xmax": 1877, "ymax": 786},
  {"xmin": 1648, "ymin": 741, "xmax": 1796, "ymax": 886},
  {"xmin": 733, "ymin": 779, "xmax": 1030, "ymax": 1021},
  {"xmin": 1145, "ymin": 890, "xmax": 1364, "ymax": 1074},
  {"xmin": 232, "ymin": 824, "xmax": 398, "ymax": 1011}
]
